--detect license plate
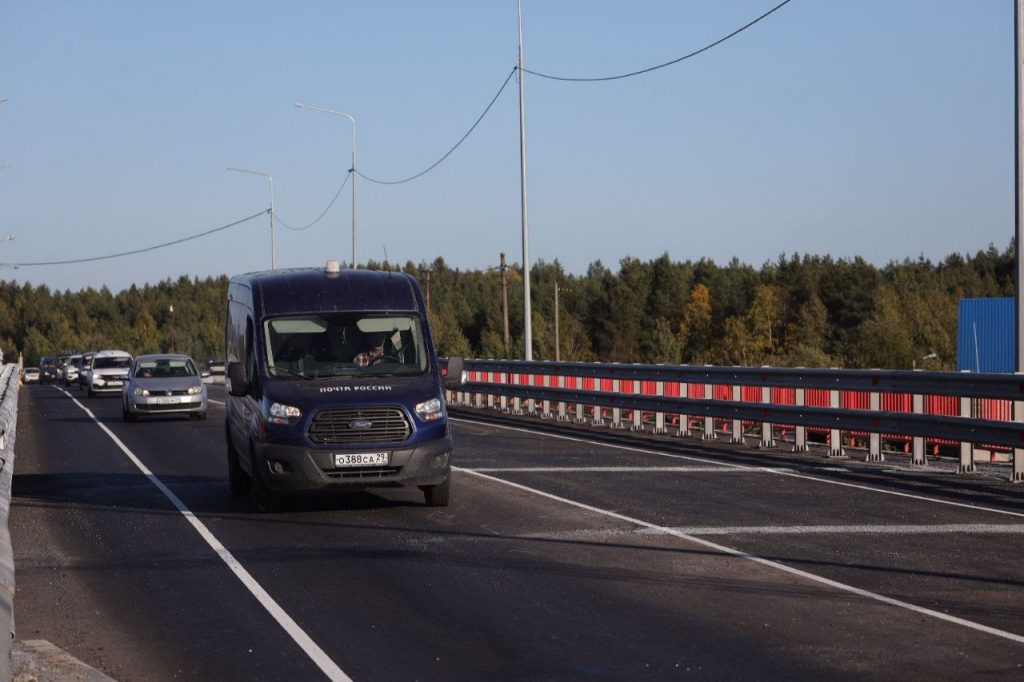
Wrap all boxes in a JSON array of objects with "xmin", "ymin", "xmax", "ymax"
[
  {"xmin": 152, "ymin": 396, "xmax": 183, "ymax": 404},
  {"xmin": 107, "ymin": 380, "xmax": 122, "ymax": 386},
  {"xmin": 334, "ymin": 452, "xmax": 389, "ymax": 467}
]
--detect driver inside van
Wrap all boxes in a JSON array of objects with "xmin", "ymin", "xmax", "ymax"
[{"xmin": 354, "ymin": 332, "xmax": 387, "ymax": 367}]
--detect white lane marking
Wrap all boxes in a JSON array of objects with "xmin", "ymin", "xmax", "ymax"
[
  {"xmin": 468, "ymin": 466, "xmax": 769, "ymax": 473},
  {"xmin": 58, "ymin": 388, "xmax": 352, "ymax": 682},
  {"xmin": 207, "ymin": 398, "xmax": 225, "ymax": 405},
  {"xmin": 457, "ymin": 467, "xmax": 1024, "ymax": 645},
  {"xmin": 643, "ymin": 523, "xmax": 1024, "ymax": 536},
  {"xmin": 453, "ymin": 418, "xmax": 1024, "ymax": 520}
]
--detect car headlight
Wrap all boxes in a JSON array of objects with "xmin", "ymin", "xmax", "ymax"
[
  {"xmin": 415, "ymin": 397, "xmax": 444, "ymax": 422},
  {"xmin": 268, "ymin": 402, "xmax": 301, "ymax": 424},
  {"xmin": 187, "ymin": 385, "xmax": 202, "ymax": 395},
  {"xmin": 134, "ymin": 387, "xmax": 149, "ymax": 396},
  {"xmin": 94, "ymin": 377, "xmax": 105, "ymax": 386}
]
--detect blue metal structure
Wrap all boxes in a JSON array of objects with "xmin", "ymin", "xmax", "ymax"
[{"xmin": 957, "ymin": 298, "xmax": 1015, "ymax": 373}]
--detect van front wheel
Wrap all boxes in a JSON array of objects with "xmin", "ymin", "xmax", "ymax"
[{"xmin": 421, "ymin": 473, "xmax": 451, "ymax": 507}]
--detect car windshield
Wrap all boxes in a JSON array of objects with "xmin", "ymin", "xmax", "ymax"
[
  {"xmin": 134, "ymin": 358, "xmax": 198, "ymax": 378},
  {"xmin": 264, "ymin": 313, "xmax": 428, "ymax": 380},
  {"xmin": 94, "ymin": 356, "xmax": 132, "ymax": 370}
]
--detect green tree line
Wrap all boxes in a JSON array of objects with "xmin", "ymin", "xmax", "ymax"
[{"xmin": 3, "ymin": 243, "xmax": 1015, "ymax": 370}]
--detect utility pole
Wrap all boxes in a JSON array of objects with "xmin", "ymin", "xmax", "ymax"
[
  {"xmin": 554, "ymin": 279, "xmax": 560, "ymax": 362},
  {"xmin": 500, "ymin": 253, "xmax": 511, "ymax": 358},
  {"xmin": 1015, "ymin": 0, "xmax": 1024, "ymax": 482}
]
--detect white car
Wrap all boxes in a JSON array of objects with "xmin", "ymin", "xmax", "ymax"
[
  {"xmin": 87, "ymin": 350, "xmax": 133, "ymax": 397},
  {"xmin": 63, "ymin": 354, "xmax": 83, "ymax": 386}
]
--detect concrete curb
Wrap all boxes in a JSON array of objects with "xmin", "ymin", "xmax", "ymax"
[
  {"xmin": 0, "ymin": 365, "xmax": 18, "ymax": 681},
  {"xmin": 12, "ymin": 640, "xmax": 115, "ymax": 682}
]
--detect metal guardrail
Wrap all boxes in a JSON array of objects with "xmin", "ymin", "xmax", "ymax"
[
  {"xmin": 0, "ymin": 364, "xmax": 18, "ymax": 681},
  {"xmin": 442, "ymin": 359, "xmax": 1024, "ymax": 482}
]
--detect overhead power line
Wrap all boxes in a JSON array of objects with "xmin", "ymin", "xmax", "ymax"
[
  {"xmin": 2, "ymin": 209, "xmax": 269, "ymax": 267},
  {"xmin": 275, "ymin": 170, "xmax": 352, "ymax": 232},
  {"xmin": 357, "ymin": 67, "xmax": 517, "ymax": 185},
  {"xmin": 523, "ymin": 0, "xmax": 794, "ymax": 82}
]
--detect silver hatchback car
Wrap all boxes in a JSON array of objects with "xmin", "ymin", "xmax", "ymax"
[{"xmin": 122, "ymin": 353, "xmax": 208, "ymax": 421}]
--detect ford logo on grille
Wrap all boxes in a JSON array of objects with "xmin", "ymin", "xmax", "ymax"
[{"xmin": 349, "ymin": 419, "xmax": 373, "ymax": 430}]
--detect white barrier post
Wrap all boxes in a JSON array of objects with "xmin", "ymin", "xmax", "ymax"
[
  {"xmin": 500, "ymin": 372, "xmax": 509, "ymax": 413},
  {"xmin": 487, "ymin": 372, "xmax": 495, "ymax": 410},
  {"xmin": 610, "ymin": 379, "xmax": 625, "ymax": 429},
  {"xmin": 702, "ymin": 384, "xmax": 716, "ymax": 441},
  {"xmin": 512, "ymin": 373, "xmax": 523, "ymax": 415},
  {"xmin": 828, "ymin": 385, "xmax": 845, "ymax": 458},
  {"xmin": 793, "ymin": 387, "xmax": 809, "ymax": 452},
  {"xmin": 912, "ymin": 389, "xmax": 926, "ymax": 466},
  {"xmin": 759, "ymin": 382, "xmax": 775, "ymax": 448},
  {"xmin": 730, "ymin": 384, "xmax": 743, "ymax": 444},
  {"xmin": 557, "ymin": 375, "xmax": 569, "ymax": 422},
  {"xmin": 631, "ymin": 380, "xmax": 644, "ymax": 432},
  {"xmin": 957, "ymin": 380, "xmax": 976, "ymax": 474},
  {"xmin": 592, "ymin": 379, "xmax": 605, "ymax": 426},
  {"xmin": 1015, "ymin": 371, "xmax": 1024, "ymax": 482},
  {"xmin": 653, "ymin": 381, "xmax": 667, "ymax": 434},
  {"xmin": 541, "ymin": 373, "xmax": 552, "ymax": 419},
  {"xmin": 867, "ymin": 389, "xmax": 884, "ymax": 462},
  {"xmin": 677, "ymin": 381, "xmax": 691, "ymax": 437}
]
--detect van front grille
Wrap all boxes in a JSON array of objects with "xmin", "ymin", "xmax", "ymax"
[{"xmin": 308, "ymin": 407, "xmax": 411, "ymax": 444}]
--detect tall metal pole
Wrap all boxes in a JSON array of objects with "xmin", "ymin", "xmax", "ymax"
[
  {"xmin": 295, "ymin": 103, "xmax": 357, "ymax": 268},
  {"xmin": 517, "ymin": 0, "xmax": 533, "ymax": 360},
  {"xmin": 227, "ymin": 167, "xmax": 276, "ymax": 269}
]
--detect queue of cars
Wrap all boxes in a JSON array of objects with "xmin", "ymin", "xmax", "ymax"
[{"xmin": 25, "ymin": 349, "xmax": 213, "ymax": 422}]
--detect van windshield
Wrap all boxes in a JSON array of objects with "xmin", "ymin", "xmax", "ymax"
[{"xmin": 263, "ymin": 313, "xmax": 428, "ymax": 379}]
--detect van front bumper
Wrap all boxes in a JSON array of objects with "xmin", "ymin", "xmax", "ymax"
[{"xmin": 253, "ymin": 435, "xmax": 453, "ymax": 493}]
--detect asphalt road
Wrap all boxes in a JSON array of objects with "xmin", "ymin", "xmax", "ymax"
[{"xmin": 10, "ymin": 382, "xmax": 1024, "ymax": 681}]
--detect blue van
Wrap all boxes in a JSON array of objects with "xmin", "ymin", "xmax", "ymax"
[{"xmin": 224, "ymin": 261, "xmax": 464, "ymax": 512}]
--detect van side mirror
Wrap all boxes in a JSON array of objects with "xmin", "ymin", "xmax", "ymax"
[
  {"xmin": 443, "ymin": 356, "xmax": 465, "ymax": 390},
  {"xmin": 227, "ymin": 361, "xmax": 249, "ymax": 396}
]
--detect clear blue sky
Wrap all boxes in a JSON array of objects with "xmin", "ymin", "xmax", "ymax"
[{"xmin": 0, "ymin": 1, "xmax": 1013, "ymax": 292}]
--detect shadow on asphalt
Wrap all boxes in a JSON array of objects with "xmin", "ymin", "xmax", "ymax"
[
  {"xmin": 11, "ymin": 471, "xmax": 1024, "ymax": 592},
  {"xmin": 450, "ymin": 408, "xmax": 1024, "ymax": 513}
]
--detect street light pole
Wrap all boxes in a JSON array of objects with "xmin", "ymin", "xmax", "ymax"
[
  {"xmin": 517, "ymin": 0, "xmax": 533, "ymax": 360},
  {"xmin": 226, "ymin": 167, "xmax": 275, "ymax": 269},
  {"xmin": 295, "ymin": 103, "xmax": 357, "ymax": 268}
]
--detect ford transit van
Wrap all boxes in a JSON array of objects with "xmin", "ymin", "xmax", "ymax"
[{"xmin": 224, "ymin": 261, "xmax": 464, "ymax": 512}]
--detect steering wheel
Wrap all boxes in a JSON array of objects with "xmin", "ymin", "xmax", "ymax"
[{"xmin": 370, "ymin": 354, "xmax": 401, "ymax": 366}]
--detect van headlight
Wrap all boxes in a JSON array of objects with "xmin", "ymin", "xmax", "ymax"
[
  {"xmin": 415, "ymin": 398, "xmax": 443, "ymax": 422},
  {"xmin": 134, "ymin": 387, "xmax": 149, "ymax": 396},
  {"xmin": 268, "ymin": 402, "xmax": 301, "ymax": 424}
]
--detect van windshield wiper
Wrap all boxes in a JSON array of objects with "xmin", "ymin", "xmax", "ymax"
[{"xmin": 269, "ymin": 366, "xmax": 314, "ymax": 380}]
